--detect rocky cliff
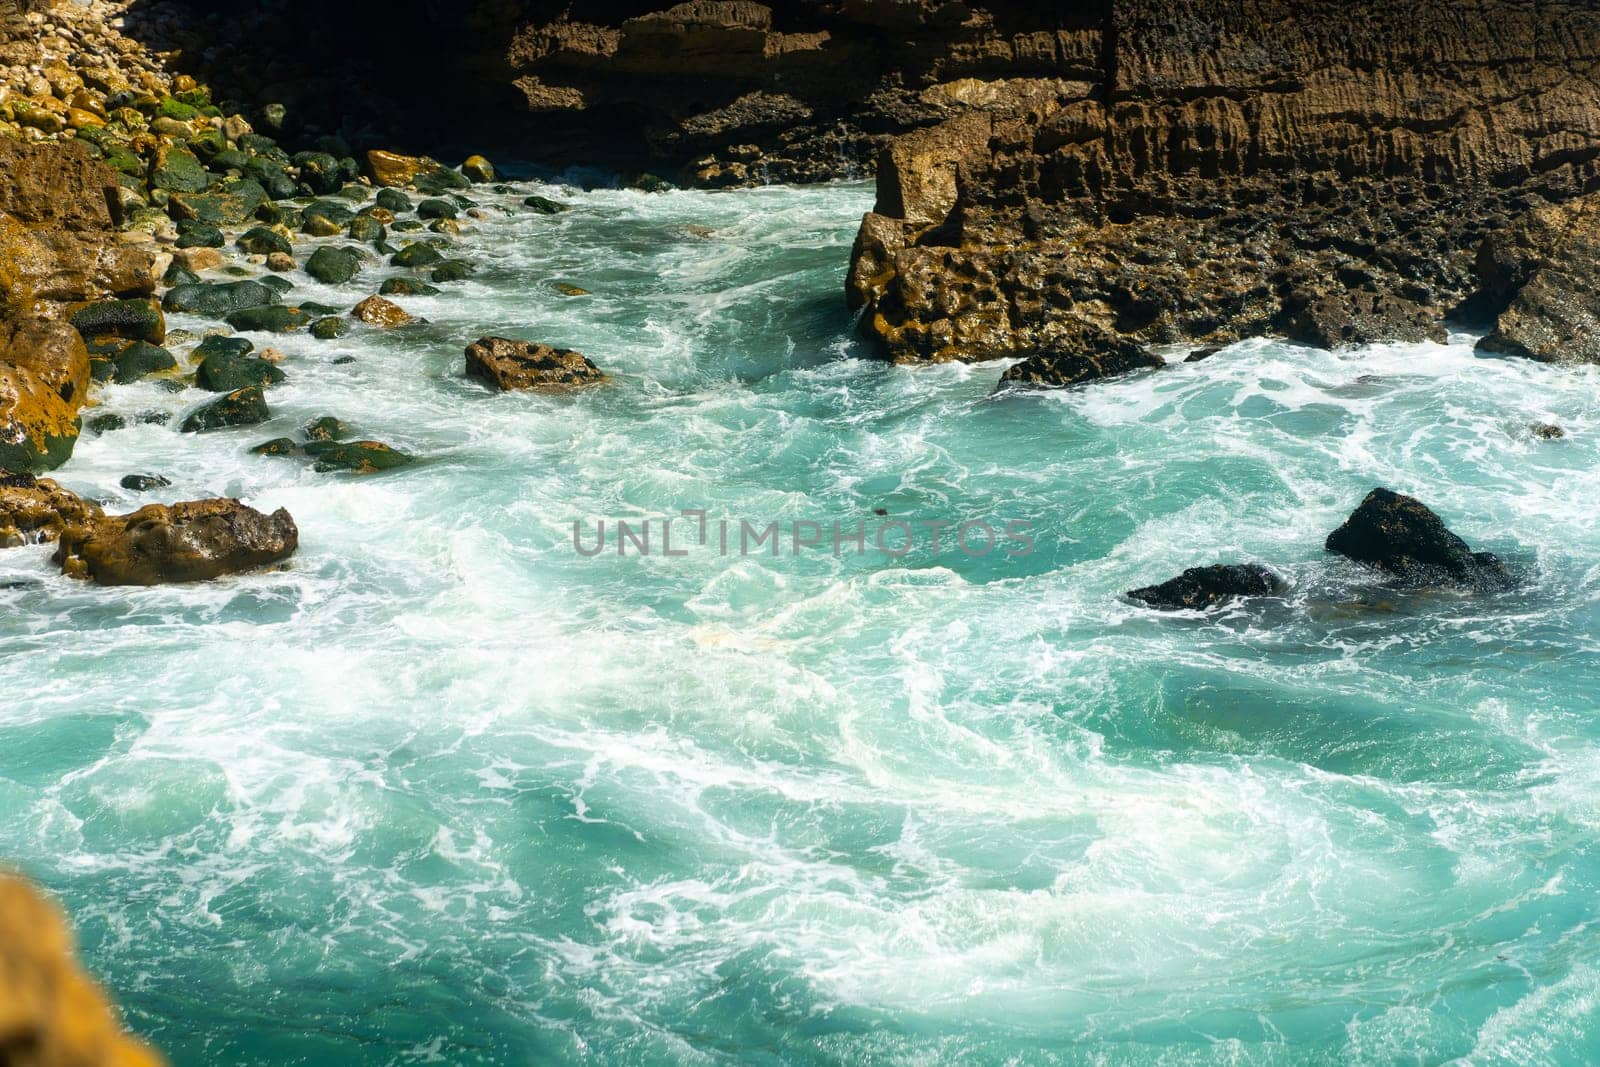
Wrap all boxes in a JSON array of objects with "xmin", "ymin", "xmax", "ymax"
[{"xmin": 844, "ymin": 1, "xmax": 1600, "ymax": 368}]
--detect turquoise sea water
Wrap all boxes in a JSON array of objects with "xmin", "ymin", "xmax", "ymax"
[{"xmin": 3, "ymin": 180, "xmax": 1600, "ymax": 1064}]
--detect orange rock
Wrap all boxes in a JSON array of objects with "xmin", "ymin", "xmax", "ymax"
[
  {"xmin": 351, "ymin": 294, "xmax": 415, "ymax": 327},
  {"xmin": 0, "ymin": 874, "xmax": 165, "ymax": 1066}
]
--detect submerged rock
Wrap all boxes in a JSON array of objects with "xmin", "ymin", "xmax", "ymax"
[
  {"xmin": 119, "ymin": 474, "xmax": 172, "ymax": 492},
  {"xmin": 225, "ymin": 306, "xmax": 314, "ymax": 333},
  {"xmin": 194, "ymin": 336, "xmax": 284, "ymax": 392},
  {"xmin": 1128, "ymin": 564, "xmax": 1285, "ymax": 611},
  {"xmin": 304, "ymin": 439, "xmax": 414, "ymax": 474},
  {"xmin": 304, "ymin": 416, "xmax": 353, "ymax": 442},
  {"xmin": 998, "ymin": 329, "xmax": 1163, "ymax": 389},
  {"xmin": 310, "ymin": 316, "xmax": 350, "ymax": 340},
  {"xmin": 1324, "ymin": 487, "xmax": 1512, "ymax": 590},
  {"xmin": 1532, "ymin": 422, "xmax": 1566, "ymax": 440},
  {"xmin": 523, "ymin": 195, "xmax": 569, "ymax": 214},
  {"xmin": 464, "ymin": 336, "xmax": 607, "ymax": 391},
  {"xmin": 379, "ymin": 277, "xmax": 440, "ymax": 297},
  {"xmin": 54, "ymin": 498, "xmax": 298, "ymax": 585}
]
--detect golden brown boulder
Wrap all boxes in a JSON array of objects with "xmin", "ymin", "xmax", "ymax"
[
  {"xmin": 464, "ymin": 336, "xmax": 608, "ymax": 391},
  {"xmin": 366, "ymin": 149, "xmax": 441, "ymax": 188},
  {"xmin": 0, "ymin": 473, "xmax": 103, "ymax": 547},
  {"xmin": 54, "ymin": 498, "xmax": 299, "ymax": 585},
  {"xmin": 350, "ymin": 295, "xmax": 416, "ymax": 327},
  {"xmin": 0, "ymin": 873, "xmax": 164, "ymax": 1067}
]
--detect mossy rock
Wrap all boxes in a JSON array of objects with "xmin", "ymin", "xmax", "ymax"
[
  {"xmin": 431, "ymin": 260, "xmax": 476, "ymax": 283},
  {"xmin": 120, "ymin": 473, "xmax": 171, "ymax": 491},
  {"xmin": 412, "ymin": 168, "xmax": 470, "ymax": 194},
  {"xmin": 164, "ymin": 280, "xmax": 279, "ymax": 317},
  {"xmin": 375, "ymin": 188, "xmax": 411, "ymax": 213},
  {"xmin": 170, "ymin": 179, "xmax": 268, "ymax": 226},
  {"xmin": 103, "ymin": 148, "xmax": 145, "ymax": 177},
  {"xmin": 249, "ymin": 437, "xmax": 299, "ymax": 456},
  {"xmin": 292, "ymin": 151, "xmax": 343, "ymax": 195},
  {"xmin": 304, "ymin": 416, "xmax": 353, "ymax": 442},
  {"xmin": 305, "ymin": 246, "xmax": 361, "ymax": 285},
  {"xmin": 71, "ymin": 300, "xmax": 165, "ymax": 344},
  {"xmin": 149, "ymin": 145, "xmax": 209, "ymax": 194},
  {"xmin": 523, "ymin": 195, "xmax": 569, "ymax": 214},
  {"xmin": 301, "ymin": 214, "xmax": 343, "ymax": 237},
  {"xmin": 304, "ymin": 439, "xmax": 413, "ymax": 474},
  {"xmin": 310, "ymin": 316, "xmax": 349, "ymax": 340},
  {"xmin": 85, "ymin": 412, "xmax": 127, "ymax": 434},
  {"xmin": 236, "ymin": 226, "xmax": 293, "ymax": 256},
  {"xmin": 196, "ymin": 339, "xmax": 284, "ymax": 392},
  {"xmin": 390, "ymin": 219, "xmax": 424, "ymax": 233},
  {"xmin": 379, "ymin": 277, "xmax": 440, "ymax": 297},
  {"xmin": 258, "ymin": 275, "xmax": 294, "ymax": 295},
  {"xmin": 109, "ymin": 342, "xmax": 177, "ymax": 384},
  {"xmin": 461, "ymin": 155, "xmax": 494, "ymax": 183},
  {"xmin": 237, "ymin": 133, "xmax": 280, "ymax": 155},
  {"xmin": 417, "ymin": 198, "xmax": 458, "ymax": 220},
  {"xmin": 244, "ymin": 157, "xmax": 297, "ymax": 200},
  {"xmin": 155, "ymin": 97, "xmax": 200, "ymax": 122},
  {"xmin": 180, "ymin": 385, "xmax": 269, "ymax": 432},
  {"xmin": 225, "ymin": 306, "xmax": 313, "ymax": 333},
  {"xmin": 256, "ymin": 204, "xmax": 303, "ymax": 230},
  {"xmin": 188, "ymin": 127, "xmax": 227, "ymax": 162},
  {"xmin": 210, "ymin": 148, "xmax": 250, "ymax": 172},
  {"xmin": 347, "ymin": 215, "xmax": 385, "ymax": 243},
  {"xmin": 174, "ymin": 220, "xmax": 225, "ymax": 248},
  {"xmin": 298, "ymin": 301, "xmax": 341, "ymax": 316},
  {"xmin": 390, "ymin": 242, "xmax": 444, "ymax": 268},
  {"xmin": 163, "ymin": 261, "xmax": 202, "ymax": 287},
  {"xmin": 303, "ymin": 199, "xmax": 356, "ymax": 225}
]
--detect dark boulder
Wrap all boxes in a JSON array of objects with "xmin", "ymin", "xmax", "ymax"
[
  {"xmin": 163, "ymin": 280, "xmax": 279, "ymax": 317},
  {"xmin": 999, "ymin": 329, "xmax": 1163, "ymax": 389},
  {"xmin": 1128, "ymin": 564, "xmax": 1285, "ymax": 611},
  {"xmin": 106, "ymin": 341, "xmax": 176, "ymax": 384},
  {"xmin": 119, "ymin": 474, "xmax": 171, "ymax": 492},
  {"xmin": 1324, "ymin": 487, "xmax": 1512, "ymax": 589},
  {"xmin": 195, "ymin": 336, "xmax": 284, "ymax": 392},
  {"xmin": 303, "ymin": 439, "xmax": 414, "ymax": 474},
  {"xmin": 236, "ymin": 226, "xmax": 293, "ymax": 256},
  {"xmin": 523, "ymin": 195, "xmax": 569, "ymax": 214},
  {"xmin": 304, "ymin": 246, "xmax": 362, "ymax": 285},
  {"xmin": 391, "ymin": 242, "xmax": 444, "ymax": 268},
  {"xmin": 69, "ymin": 300, "xmax": 166, "ymax": 345},
  {"xmin": 310, "ymin": 316, "xmax": 349, "ymax": 340},
  {"xmin": 180, "ymin": 385, "xmax": 270, "ymax": 432},
  {"xmin": 225, "ymin": 306, "xmax": 314, "ymax": 333}
]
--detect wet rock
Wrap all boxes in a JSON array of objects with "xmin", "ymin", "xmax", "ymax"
[
  {"xmin": 147, "ymin": 144, "xmax": 208, "ymax": 194},
  {"xmin": 250, "ymin": 437, "xmax": 299, "ymax": 456},
  {"xmin": 119, "ymin": 474, "xmax": 171, "ymax": 492},
  {"xmin": 85, "ymin": 413, "xmax": 127, "ymax": 435},
  {"xmin": 350, "ymin": 295, "xmax": 416, "ymax": 327},
  {"xmin": 304, "ymin": 246, "xmax": 361, "ymax": 285},
  {"xmin": 1532, "ymin": 422, "xmax": 1566, "ymax": 440},
  {"xmin": 431, "ymin": 260, "xmax": 475, "ymax": 283},
  {"xmin": 69, "ymin": 299, "xmax": 165, "ymax": 344},
  {"xmin": 162, "ymin": 280, "xmax": 279, "ymax": 317},
  {"xmin": 523, "ymin": 195, "xmax": 569, "ymax": 214},
  {"xmin": 258, "ymin": 275, "xmax": 294, "ymax": 295},
  {"xmin": 235, "ymin": 226, "xmax": 293, "ymax": 257},
  {"xmin": 417, "ymin": 198, "xmax": 458, "ymax": 220},
  {"xmin": 0, "ymin": 474, "xmax": 102, "ymax": 547},
  {"xmin": 1185, "ymin": 345, "xmax": 1225, "ymax": 363},
  {"xmin": 462, "ymin": 155, "xmax": 495, "ymax": 183},
  {"xmin": 1474, "ymin": 194, "xmax": 1600, "ymax": 364},
  {"xmin": 54, "ymin": 498, "xmax": 298, "ymax": 585},
  {"xmin": 0, "ymin": 319, "xmax": 90, "ymax": 473},
  {"xmin": 375, "ymin": 188, "xmax": 412, "ymax": 214},
  {"xmin": 347, "ymin": 215, "xmax": 386, "ymax": 243},
  {"xmin": 106, "ymin": 341, "xmax": 176, "ymax": 384},
  {"xmin": 464, "ymin": 336, "xmax": 607, "ymax": 391},
  {"xmin": 310, "ymin": 316, "xmax": 349, "ymax": 340},
  {"xmin": 1128, "ymin": 564, "xmax": 1285, "ymax": 611},
  {"xmin": 390, "ymin": 242, "xmax": 444, "ymax": 268},
  {"xmin": 1285, "ymin": 291, "xmax": 1447, "ymax": 349},
  {"xmin": 174, "ymin": 221, "xmax": 224, "ymax": 249},
  {"xmin": 1324, "ymin": 487, "xmax": 1513, "ymax": 590},
  {"xmin": 555, "ymin": 283, "xmax": 590, "ymax": 297},
  {"xmin": 194, "ymin": 336, "xmax": 283, "ymax": 392},
  {"xmin": 304, "ymin": 416, "xmax": 352, "ymax": 442},
  {"xmin": 225, "ymin": 306, "xmax": 314, "ymax": 333},
  {"xmin": 379, "ymin": 277, "xmax": 439, "ymax": 297},
  {"xmin": 303, "ymin": 200, "xmax": 356, "ymax": 227},
  {"xmin": 169, "ymin": 180, "xmax": 268, "ymax": 227},
  {"xmin": 265, "ymin": 252, "xmax": 297, "ymax": 272},
  {"xmin": 180, "ymin": 385, "xmax": 270, "ymax": 432},
  {"xmin": 998, "ymin": 329, "xmax": 1163, "ymax": 389},
  {"xmin": 304, "ymin": 439, "xmax": 413, "ymax": 474},
  {"xmin": 301, "ymin": 214, "xmax": 343, "ymax": 238},
  {"xmin": 367, "ymin": 149, "xmax": 433, "ymax": 188},
  {"xmin": 173, "ymin": 246, "xmax": 223, "ymax": 273}
]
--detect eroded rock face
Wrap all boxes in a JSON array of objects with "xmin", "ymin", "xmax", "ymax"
[
  {"xmin": 54, "ymin": 498, "xmax": 299, "ymax": 586},
  {"xmin": 0, "ymin": 473, "xmax": 103, "ymax": 547},
  {"xmin": 998, "ymin": 328, "xmax": 1163, "ymax": 388},
  {"xmin": 464, "ymin": 337, "xmax": 608, "ymax": 391},
  {"xmin": 844, "ymin": 2, "xmax": 1600, "ymax": 366},
  {"xmin": 1325, "ymin": 488, "xmax": 1512, "ymax": 590},
  {"xmin": 0, "ymin": 874, "xmax": 164, "ymax": 1067},
  {"xmin": 1128, "ymin": 564, "xmax": 1285, "ymax": 611}
]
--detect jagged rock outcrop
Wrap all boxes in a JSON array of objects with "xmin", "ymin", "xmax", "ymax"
[
  {"xmin": 1325, "ymin": 488, "xmax": 1512, "ymax": 591},
  {"xmin": 54, "ymin": 497, "xmax": 299, "ymax": 585},
  {"xmin": 846, "ymin": 1, "xmax": 1600, "ymax": 365},
  {"xmin": 1128, "ymin": 563, "xmax": 1285, "ymax": 611},
  {"xmin": 0, "ymin": 873, "xmax": 164, "ymax": 1066},
  {"xmin": 465, "ymin": 336, "xmax": 608, "ymax": 391}
]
